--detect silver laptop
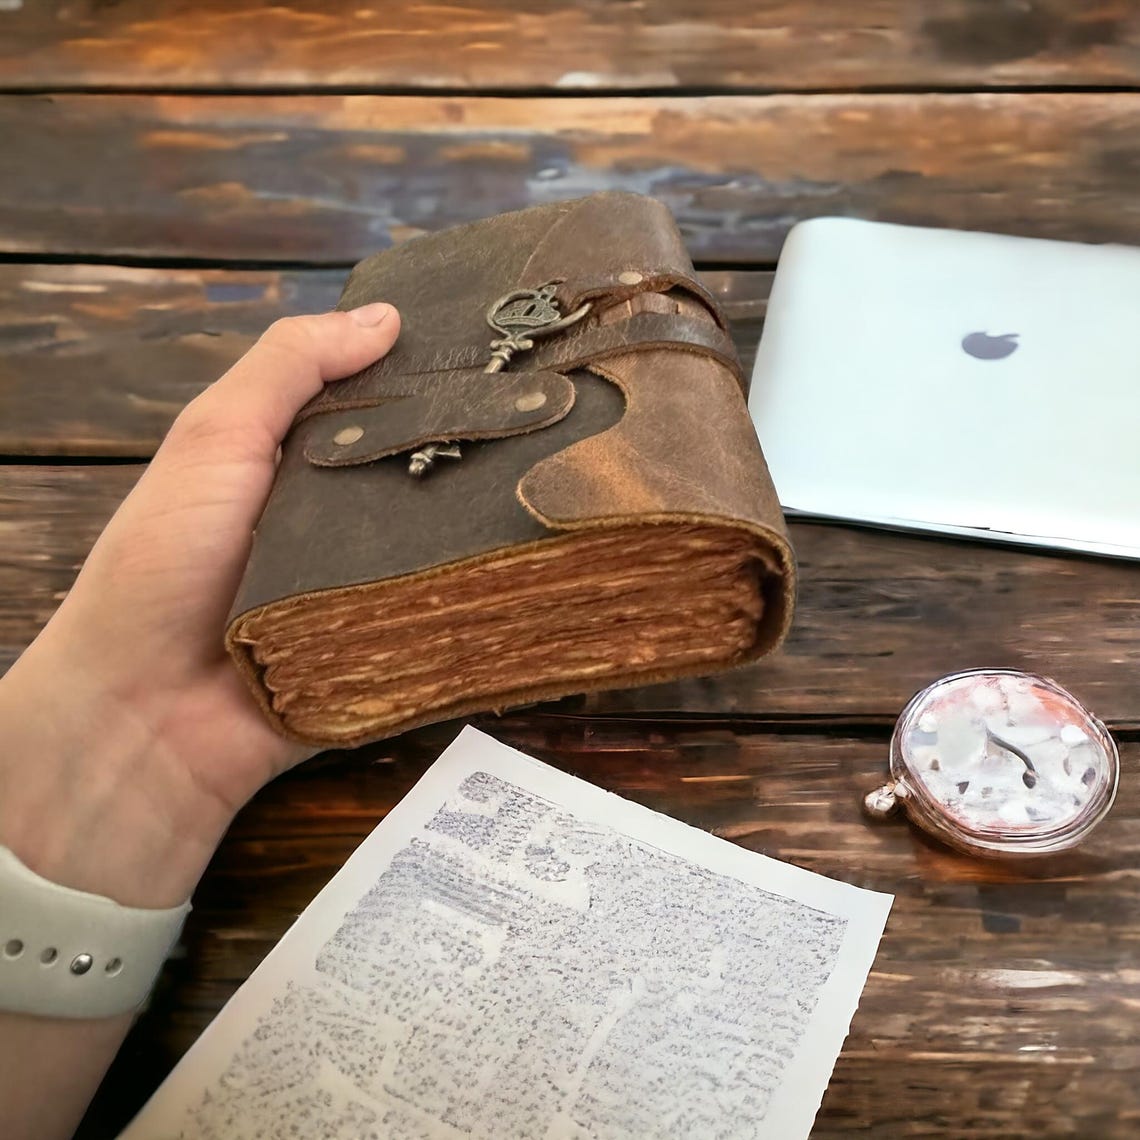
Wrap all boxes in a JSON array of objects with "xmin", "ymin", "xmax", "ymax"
[{"xmin": 748, "ymin": 218, "xmax": 1140, "ymax": 558}]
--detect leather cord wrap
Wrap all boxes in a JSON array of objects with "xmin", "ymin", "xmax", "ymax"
[{"xmin": 297, "ymin": 308, "xmax": 742, "ymax": 465}]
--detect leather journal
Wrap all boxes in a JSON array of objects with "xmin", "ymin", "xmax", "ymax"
[{"xmin": 225, "ymin": 193, "xmax": 795, "ymax": 747}]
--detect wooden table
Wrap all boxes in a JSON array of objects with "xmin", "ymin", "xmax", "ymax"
[{"xmin": 2, "ymin": 5, "xmax": 1139, "ymax": 1136}]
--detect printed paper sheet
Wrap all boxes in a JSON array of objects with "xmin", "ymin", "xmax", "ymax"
[{"xmin": 122, "ymin": 727, "xmax": 891, "ymax": 1139}]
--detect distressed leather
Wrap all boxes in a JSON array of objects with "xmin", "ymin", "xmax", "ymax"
[
  {"xmin": 303, "ymin": 369, "xmax": 575, "ymax": 466},
  {"xmin": 226, "ymin": 193, "xmax": 795, "ymax": 747}
]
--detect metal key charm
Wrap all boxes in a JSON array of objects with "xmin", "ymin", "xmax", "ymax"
[
  {"xmin": 408, "ymin": 283, "xmax": 591, "ymax": 477},
  {"xmin": 483, "ymin": 282, "xmax": 592, "ymax": 372}
]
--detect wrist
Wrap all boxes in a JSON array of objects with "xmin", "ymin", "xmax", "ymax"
[{"xmin": 0, "ymin": 641, "xmax": 233, "ymax": 909}]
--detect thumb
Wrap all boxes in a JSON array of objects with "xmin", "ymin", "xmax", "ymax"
[{"xmin": 159, "ymin": 303, "xmax": 401, "ymax": 467}]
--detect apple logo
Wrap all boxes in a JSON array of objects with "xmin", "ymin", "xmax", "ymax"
[{"xmin": 962, "ymin": 331, "xmax": 1019, "ymax": 360}]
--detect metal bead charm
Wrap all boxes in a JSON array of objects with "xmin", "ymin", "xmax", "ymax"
[{"xmin": 408, "ymin": 442, "xmax": 462, "ymax": 477}]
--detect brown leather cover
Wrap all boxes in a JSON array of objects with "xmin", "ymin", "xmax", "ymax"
[{"xmin": 225, "ymin": 193, "xmax": 795, "ymax": 747}]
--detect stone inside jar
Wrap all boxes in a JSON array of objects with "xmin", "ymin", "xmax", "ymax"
[{"xmin": 898, "ymin": 672, "xmax": 1109, "ymax": 837}]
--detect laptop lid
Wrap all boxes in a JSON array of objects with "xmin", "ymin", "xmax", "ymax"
[{"xmin": 747, "ymin": 218, "xmax": 1140, "ymax": 558}]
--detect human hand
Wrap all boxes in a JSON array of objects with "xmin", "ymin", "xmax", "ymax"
[{"xmin": 0, "ymin": 303, "xmax": 400, "ymax": 909}]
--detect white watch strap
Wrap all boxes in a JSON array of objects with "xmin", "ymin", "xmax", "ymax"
[{"xmin": 0, "ymin": 845, "xmax": 190, "ymax": 1019}]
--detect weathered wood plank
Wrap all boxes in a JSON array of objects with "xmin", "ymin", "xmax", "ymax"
[
  {"xmin": 2, "ymin": 1, "xmax": 1138, "ymax": 92},
  {"xmin": 6, "ymin": 465, "xmax": 1139, "ymax": 728},
  {"xmin": 1, "ymin": 93, "xmax": 1137, "ymax": 263},
  {"xmin": 77, "ymin": 722, "xmax": 1140, "ymax": 1138},
  {"xmin": 0, "ymin": 265, "xmax": 766, "ymax": 456}
]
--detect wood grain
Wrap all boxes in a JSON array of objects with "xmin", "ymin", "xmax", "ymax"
[
  {"xmin": 5, "ymin": 464, "xmax": 1140, "ymax": 729},
  {"xmin": 77, "ymin": 721, "xmax": 1140, "ymax": 1138},
  {"xmin": 2, "ymin": 1, "xmax": 1138, "ymax": 92},
  {"xmin": 1, "ymin": 93, "xmax": 1138, "ymax": 263},
  {"xmin": 0, "ymin": 265, "xmax": 766, "ymax": 456},
  {"xmin": 3, "ymin": 7, "xmax": 1135, "ymax": 1137}
]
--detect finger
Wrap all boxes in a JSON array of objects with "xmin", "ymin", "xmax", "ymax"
[{"xmin": 162, "ymin": 303, "xmax": 400, "ymax": 465}]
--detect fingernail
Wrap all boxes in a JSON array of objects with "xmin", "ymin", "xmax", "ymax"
[{"xmin": 348, "ymin": 302, "xmax": 394, "ymax": 327}]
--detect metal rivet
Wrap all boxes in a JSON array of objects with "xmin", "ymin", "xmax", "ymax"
[
  {"xmin": 70, "ymin": 953, "xmax": 93, "ymax": 976},
  {"xmin": 618, "ymin": 271, "xmax": 643, "ymax": 286},
  {"xmin": 514, "ymin": 392, "xmax": 548, "ymax": 413},
  {"xmin": 4, "ymin": 939, "xmax": 23, "ymax": 959},
  {"xmin": 105, "ymin": 957, "xmax": 124, "ymax": 976},
  {"xmin": 333, "ymin": 425, "xmax": 364, "ymax": 446},
  {"xmin": 40, "ymin": 947, "xmax": 58, "ymax": 966}
]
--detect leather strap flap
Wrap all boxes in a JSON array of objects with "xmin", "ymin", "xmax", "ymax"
[
  {"xmin": 528, "ymin": 312, "xmax": 744, "ymax": 391},
  {"xmin": 302, "ymin": 369, "xmax": 575, "ymax": 467}
]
